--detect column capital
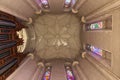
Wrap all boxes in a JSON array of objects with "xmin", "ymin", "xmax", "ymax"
[
  {"xmin": 37, "ymin": 62, "xmax": 44, "ymax": 67},
  {"xmin": 72, "ymin": 61, "xmax": 79, "ymax": 66},
  {"xmin": 27, "ymin": 53, "xmax": 34, "ymax": 59}
]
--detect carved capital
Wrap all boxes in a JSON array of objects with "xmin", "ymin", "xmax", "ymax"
[
  {"xmin": 72, "ymin": 61, "xmax": 79, "ymax": 66},
  {"xmin": 27, "ymin": 53, "xmax": 34, "ymax": 59}
]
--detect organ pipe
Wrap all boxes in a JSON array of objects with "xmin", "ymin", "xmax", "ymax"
[
  {"xmin": 6, "ymin": 55, "xmax": 40, "ymax": 80},
  {"xmin": 0, "ymin": 11, "xmax": 27, "ymax": 80},
  {"xmin": 0, "ymin": 41, "xmax": 17, "ymax": 50}
]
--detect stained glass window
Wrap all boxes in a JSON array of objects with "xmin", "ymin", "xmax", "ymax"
[
  {"xmin": 90, "ymin": 22, "xmax": 103, "ymax": 30},
  {"xmin": 65, "ymin": 0, "xmax": 72, "ymax": 5},
  {"xmin": 42, "ymin": 66, "xmax": 52, "ymax": 80},
  {"xmin": 86, "ymin": 44, "xmax": 112, "ymax": 67},
  {"xmin": 86, "ymin": 16, "xmax": 112, "ymax": 31},
  {"xmin": 64, "ymin": 0, "xmax": 72, "ymax": 8},
  {"xmin": 41, "ymin": 0, "xmax": 48, "ymax": 5},
  {"xmin": 86, "ymin": 44, "xmax": 103, "ymax": 56},
  {"xmin": 40, "ymin": 0, "xmax": 49, "ymax": 9},
  {"xmin": 90, "ymin": 45, "xmax": 103, "ymax": 56},
  {"xmin": 86, "ymin": 22, "xmax": 103, "ymax": 30},
  {"xmin": 65, "ymin": 65, "xmax": 75, "ymax": 80}
]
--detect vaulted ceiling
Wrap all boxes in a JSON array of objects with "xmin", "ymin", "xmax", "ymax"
[
  {"xmin": 0, "ymin": 0, "xmax": 114, "ymax": 20},
  {"xmin": 33, "ymin": 14, "xmax": 81, "ymax": 59},
  {"xmin": 0, "ymin": 0, "xmax": 116, "ymax": 60}
]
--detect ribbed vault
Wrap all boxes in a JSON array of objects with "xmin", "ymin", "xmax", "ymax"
[{"xmin": 33, "ymin": 13, "xmax": 81, "ymax": 59}]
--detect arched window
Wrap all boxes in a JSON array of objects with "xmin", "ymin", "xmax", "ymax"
[
  {"xmin": 86, "ymin": 16, "xmax": 112, "ymax": 31},
  {"xmin": 41, "ymin": 0, "xmax": 50, "ymax": 9},
  {"xmin": 42, "ymin": 66, "xmax": 52, "ymax": 80},
  {"xmin": 86, "ymin": 44, "xmax": 103, "ymax": 56},
  {"xmin": 65, "ymin": 65, "xmax": 75, "ymax": 80},
  {"xmin": 64, "ymin": 0, "xmax": 72, "ymax": 8},
  {"xmin": 85, "ymin": 44, "xmax": 111, "ymax": 67}
]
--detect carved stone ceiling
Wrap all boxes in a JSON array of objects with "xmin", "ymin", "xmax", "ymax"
[{"xmin": 33, "ymin": 13, "xmax": 81, "ymax": 59}]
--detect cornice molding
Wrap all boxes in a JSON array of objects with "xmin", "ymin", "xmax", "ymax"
[
  {"xmin": 26, "ymin": 0, "xmax": 41, "ymax": 14},
  {"xmin": 86, "ymin": 0, "xmax": 120, "ymax": 20}
]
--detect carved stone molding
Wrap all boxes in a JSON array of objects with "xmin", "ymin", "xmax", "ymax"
[{"xmin": 86, "ymin": 0, "xmax": 120, "ymax": 20}]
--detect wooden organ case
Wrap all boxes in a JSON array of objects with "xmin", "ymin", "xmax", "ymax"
[{"xmin": 0, "ymin": 11, "xmax": 27, "ymax": 80}]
